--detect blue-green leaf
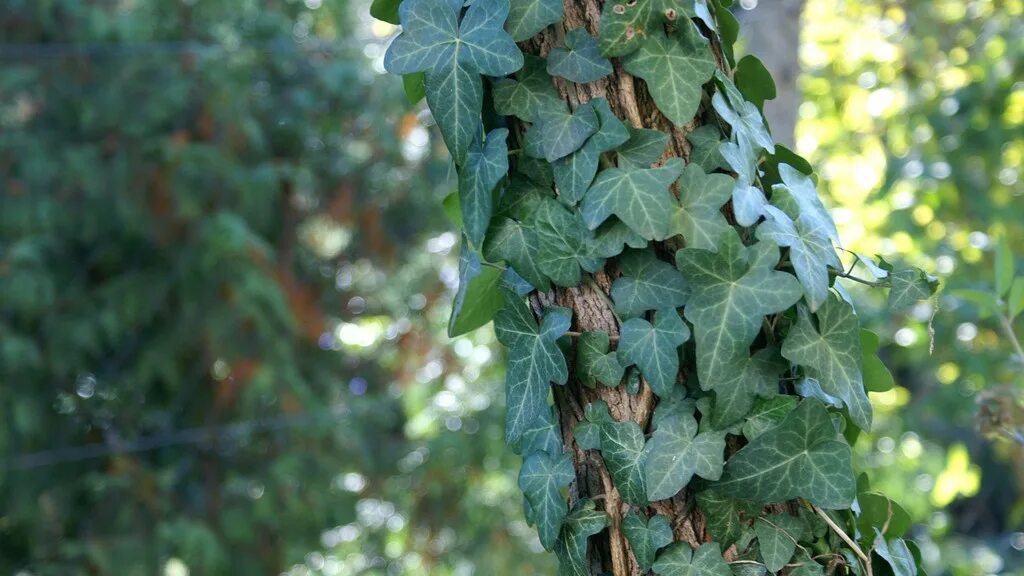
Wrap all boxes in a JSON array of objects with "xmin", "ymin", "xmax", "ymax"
[
  {"xmin": 526, "ymin": 104, "xmax": 601, "ymax": 162},
  {"xmin": 619, "ymin": 309, "xmax": 690, "ymax": 397},
  {"xmin": 449, "ymin": 243, "xmax": 504, "ymax": 337},
  {"xmin": 652, "ymin": 542, "xmax": 732, "ymax": 576},
  {"xmin": 548, "ymin": 28, "xmax": 614, "ymax": 83},
  {"xmin": 460, "ymin": 128, "xmax": 509, "ymax": 246},
  {"xmin": 582, "ymin": 158, "xmax": 685, "ymax": 240},
  {"xmin": 553, "ymin": 98, "xmax": 629, "ymax": 205},
  {"xmin": 484, "ymin": 216, "xmax": 551, "ymax": 292},
  {"xmin": 757, "ymin": 203, "xmax": 841, "ymax": 312},
  {"xmin": 644, "ymin": 406, "xmax": 726, "ymax": 501},
  {"xmin": 493, "ymin": 54, "xmax": 563, "ymax": 122},
  {"xmin": 507, "ymin": 0, "xmax": 563, "ymax": 41},
  {"xmin": 585, "ymin": 401, "xmax": 648, "ymax": 506},
  {"xmin": 617, "ymin": 128, "xmax": 669, "ymax": 170},
  {"xmin": 532, "ymin": 198, "xmax": 603, "ymax": 287},
  {"xmin": 519, "ymin": 450, "xmax": 574, "ymax": 550},
  {"xmin": 669, "ymin": 164, "xmax": 733, "ymax": 250},
  {"xmin": 686, "ymin": 125, "xmax": 728, "ymax": 173},
  {"xmin": 623, "ymin": 512, "xmax": 674, "ymax": 571},
  {"xmin": 754, "ymin": 514, "xmax": 802, "ymax": 572},
  {"xmin": 555, "ymin": 500, "xmax": 608, "ymax": 576},
  {"xmin": 623, "ymin": 29, "xmax": 716, "ymax": 125},
  {"xmin": 577, "ymin": 331, "xmax": 625, "ymax": 387},
  {"xmin": 612, "ymin": 249, "xmax": 690, "ymax": 318}
]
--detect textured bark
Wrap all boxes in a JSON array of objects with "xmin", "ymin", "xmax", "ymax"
[
  {"xmin": 516, "ymin": 3, "xmax": 733, "ymax": 574},
  {"xmin": 739, "ymin": 0, "xmax": 805, "ymax": 148}
]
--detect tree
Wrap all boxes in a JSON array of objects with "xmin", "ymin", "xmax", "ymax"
[{"xmin": 379, "ymin": 0, "xmax": 936, "ymax": 574}]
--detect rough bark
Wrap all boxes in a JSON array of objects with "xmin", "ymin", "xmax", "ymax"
[
  {"xmin": 739, "ymin": 0, "xmax": 804, "ymax": 148},
  {"xmin": 516, "ymin": 3, "xmax": 732, "ymax": 574}
]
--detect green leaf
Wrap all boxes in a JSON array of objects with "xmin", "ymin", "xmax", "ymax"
[
  {"xmin": 652, "ymin": 542, "xmax": 732, "ymax": 576},
  {"xmin": 860, "ymin": 330, "xmax": 894, "ymax": 393},
  {"xmin": 696, "ymin": 489, "xmax": 757, "ymax": 548},
  {"xmin": 712, "ymin": 75, "xmax": 775, "ymax": 155},
  {"xmin": 757, "ymin": 204, "xmax": 841, "ymax": 312},
  {"xmin": 789, "ymin": 553, "xmax": 825, "ymax": 576},
  {"xmin": 686, "ymin": 125, "xmax": 728, "ymax": 173},
  {"xmin": 402, "ymin": 72, "xmax": 426, "ymax": 104},
  {"xmin": 370, "ymin": 0, "xmax": 401, "ymax": 24},
  {"xmin": 585, "ymin": 401, "xmax": 649, "ymax": 506},
  {"xmin": 669, "ymin": 164, "xmax": 733, "ymax": 250},
  {"xmin": 873, "ymin": 531, "xmax": 917, "ymax": 576},
  {"xmin": 708, "ymin": 347, "xmax": 786, "ymax": 428},
  {"xmin": 592, "ymin": 219, "xmax": 648, "ymax": 259},
  {"xmin": 619, "ymin": 309, "xmax": 690, "ymax": 397},
  {"xmin": 582, "ymin": 158, "xmax": 685, "ymax": 240},
  {"xmin": 532, "ymin": 197, "xmax": 603, "ymax": 287},
  {"xmin": 623, "ymin": 512, "xmax": 674, "ymax": 571},
  {"xmin": 526, "ymin": 104, "xmax": 601, "ymax": 162},
  {"xmin": 888, "ymin": 267, "xmax": 938, "ymax": 311},
  {"xmin": 598, "ymin": 0, "xmax": 698, "ymax": 57},
  {"xmin": 553, "ymin": 98, "xmax": 629, "ymax": 205},
  {"xmin": 507, "ymin": 0, "xmax": 563, "ymax": 41},
  {"xmin": 644, "ymin": 407, "xmax": 726, "ymax": 501},
  {"xmin": 449, "ymin": 243, "xmax": 504, "ymax": 337},
  {"xmin": 623, "ymin": 30, "xmax": 716, "ymax": 126},
  {"xmin": 460, "ymin": 128, "xmax": 509, "ymax": 246},
  {"xmin": 577, "ymin": 331, "xmax": 625, "ymax": 387},
  {"xmin": 742, "ymin": 395, "xmax": 798, "ymax": 440},
  {"xmin": 519, "ymin": 450, "xmax": 574, "ymax": 550},
  {"xmin": 857, "ymin": 492, "xmax": 911, "ymax": 540},
  {"xmin": 1009, "ymin": 277, "xmax": 1024, "ymax": 320},
  {"xmin": 495, "ymin": 297, "xmax": 572, "ymax": 443},
  {"xmin": 762, "ymin": 144, "xmax": 814, "ymax": 185},
  {"xmin": 995, "ymin": 235, "xmax": 1014, "ymax": 297},
  {"xmin": 554, "ymin": 500, "xmax": 608, "ymax": 576},
  {"xmin": 574, "ymin": 420, "xmax": 601, "ymax": 450},
  {"xmin": 715, "ymin": 398, "xmax": 855, "ymax": 509},
  {"xmin": 734, "ymin": 55, "xmax": 776, "ymax": 110},
  {"xmin": 782, "ymin": 294, "xmax": 871, "ymax": 430},
  {"xmin": 385, "ymin": 0, "xmax": 523, "ymax": 163},
  {"xmin": 493, "ymin": 54, "xmax": 563, "ymax": 122},
  {"xmin": 676, "ymin": 231, "xmax": 802, "ymax": 416},
  {"xmin": 517, "ymin": 404, "xmax": 563, "ymax": 456},
  {"xmin": 612, "ymin": 249, "xmax": 691, "ymax": 318},
  {"xmin": 548, "ymin": 28, "xmax": 613, "ymax": 83},
  {"xmin": 443, "ymin": 190, "xmax": 463, "ymax": 227},
  {"xmin": 754, "ymin": 515, "xmax": 802, "ymax": 572},
  {"xmin": 617, "ymin": 128, "xmax": 669, "ymax": 170},
  {"xmin": 772, "ymin": 164, "xmax": 840, "ymax": 246},
  {"xmin": 484, "ymin": 217, "xmax": 551, "ymax": 292}
]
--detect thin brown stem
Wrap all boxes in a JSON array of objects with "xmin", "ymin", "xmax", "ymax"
[{"xmin": 812, "ymin": 505, "xmax": 872, "ymax": 576}]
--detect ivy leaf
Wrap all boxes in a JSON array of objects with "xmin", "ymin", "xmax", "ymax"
[
  {"xmin": 553, "ymin": 98, "xmax": 629, "ymax": 205},
  {"xmin": 592, "ymin": 219, "xmax": 648, "ymax": 259},
  {"xmin": 686, "ymin": 125, "xmax": 728, "ymax": 173},
  {"xmin": 734, "ymin": 55, "xmax": 777, "ymax": 110},
  {"xmin": 526, "ymin": 104, "xmax": 601, "ymax": 162},
  {"xmin": 623, "ymin": 512, "xmax": 674, "ymax": 571},
  {"xmin": 385, "ymin": 0, "xmax": 523, "ymax": 164},
  {"xmin": 585, "ymin": 401, "xmax": 649, "ymax": 506},
  {"xmin": 857, "ymin": 492, "xmax": 911, "ymax": 541},
  {"xmin": 577, "ymin": 331, "xmax": 625, "ymax": 387},
  {"xmin": 623, "ymin": 30, "xmax": 716, "ymax": 126},
  {"xmin": 719, "ymin": 136, "xmax": 768, "ymax": 227},
  {"xmin": 449, "ymin": 243, "xmax": 504, "ymax": 337},
  {"xmin": 712, "ymin": 75, "xmax": 775, "ymax": 155},
  {"xmin": 619, "ymin": 309, "xmax": 690, "ymax": 397},
  {"xmin": 696, "ymin": 489, "xmax": 757, "ymax": 547},
  {"xmin": 493, "ymin": 54, "xmax": 563, "ymax": 122},
  {"xmin": 707, "ymin": 347, "xmax": 786, "ymax": 429},
  {"xmin": 582, "ymin": 158, "xmax": 685, "ymax": 240},
  {"xmin": 741, "ymin": 395, "xmax": 798, "ymax": 440},
  {"xmin": 715, "ymin": 398, "xmax": 856, "ymax": 509},
  {"xmin": 757, "ymin": 204, "xmax": 841, "ymax": 312},
  {"xmin": 495, "ymin": 297, "xmax": 572, "ymax": 444},
  {"xmin": 676, "ymin": 231, "xmax": 802, "ymax": 410},
  {"xmin": 888, "ymin": 267, "xmax": 938, "ymax": 311},
  {"xmin": 402, "ymin": 72, "xmax": 426, "ymax": 104},
  {"xmin": 772, "ymin": 164, "xmax": 840, "ymax": 246},
  {"xmin": 370, "ymin": 0, "xmax": 401, "ymax": 24},
  {"xmin": 554, "ymin": 500, "xmax": 608, "ymax": 576},
  {"xmin": 669, "ymin": 164, "xmax": 733, "ymax": 250},
  {"xmin": 754, "ymin": 515, "xmax": 803, "ymax": 572},
  {"xmin": 460, "ymin": 128, "xmax": 509, "ymax": 246},
  {"xmin": 532, "ymin": 197, "xmax": 604, "ymax": 287},
  {"xmin": 617, "ymin": 128, "xmax": 669, "ymax": 170},
  {"xmin": 860, "ymin": 330, "xmax": 894, "ymax": 393},
  {"xmin": 781, "ymin": 293, "xmax": 872, "ymax": 431},
  {"xmin": 873, "ymin": 531, "xmax": 918, "ymax": 576},
  {"xmin": 484, "ymin": 217, "xmax": 551, "ymax": 292},
  {"xmin": 598, "ymin": 0, "xmax": 698, "ymax": 57},
  {"xmin": 517, "ymin": 404, "xmax": 563, "ymax": 456},
  {"xmin": 612, "ymin": 249, "xmax": 691, "ymax": 318},
  {"xmin": 548, "ymin": 28, "xmax": 614, "ymax": 83},
  {"xmin": 507, "ymin": 0, "xmax": 563, "ymax": 42},
  {"xmin": 652, "ymin": 542, "xmax": 732, "ymax": 576},
  {"xmin": 519, "ymin": 450, "xmax": 574, "ymax": 550},
  {"xmin": 643, "ymin": 407, "xmax": 726, "ymax": 501}
]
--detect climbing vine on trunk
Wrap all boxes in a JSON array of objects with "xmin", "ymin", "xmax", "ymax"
[{"xmin": 375, "ymin": 0, "xmax": 937, "ymax": 574}]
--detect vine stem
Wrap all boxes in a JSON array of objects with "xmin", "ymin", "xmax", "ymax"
[
  {"xmin": 998, "ymin": 313, "xmax": 1024, "ymax": 363},
  {"xmin": 833, "ymin": 268, "xmax": 885, "ymax": 288},
  {"xmin": 812, "ymin": 504, "xmax": 873, "ymax": 576}
]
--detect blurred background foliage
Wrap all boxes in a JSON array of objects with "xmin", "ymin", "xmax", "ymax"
[{"xmin": 0, "ymin": 0, "xmax": 1020, "ymax": 575}]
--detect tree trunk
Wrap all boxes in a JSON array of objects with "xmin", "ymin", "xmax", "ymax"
[
  {"xmin": 519, "ymin": 3, "xmax": 731, "ymax": 573},
  {"xmin": 739, "ymin": 0, "xmax": 805, "ymax": 148}
]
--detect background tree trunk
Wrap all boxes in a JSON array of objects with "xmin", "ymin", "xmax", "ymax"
[
  {"xmin": 738, "ymin": 0, "xmax": 805, "ymax": 148},
  {"xmin": 518, "ymin": 3, "xmax": 735, "ymax": 573}
]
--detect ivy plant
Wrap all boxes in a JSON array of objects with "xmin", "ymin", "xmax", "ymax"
[{"xmin": 379, "ymin": 0, "xmax": 938, "ymax": 573}]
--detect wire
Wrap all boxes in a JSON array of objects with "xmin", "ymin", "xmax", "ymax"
[
  {"xmin": 4, "ymin": 406, "xmax": 350, "ymax": 471},
  {"xmin": 0, "ymin": 37, "xmax": 388, "ymax": 59}
]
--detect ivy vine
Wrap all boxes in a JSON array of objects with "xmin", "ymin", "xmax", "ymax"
[{"xmin": 377, "ymin": 0, "xmax": 939, "ymax": 573}]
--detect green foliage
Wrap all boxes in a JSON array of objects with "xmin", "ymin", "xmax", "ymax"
[{"xmin": 379, "ymin": 0, "xmax": 939, "ymax": 572}]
